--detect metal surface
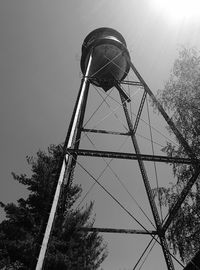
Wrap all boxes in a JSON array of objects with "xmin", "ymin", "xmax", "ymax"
[
  {"xmin": 35, "ymin": 159, "xmax": 66, "ymax": 270},
  {"xmin": 37, "ymin": 28, "xmax": 200, "ymax": 270},
  {"xmin": 79, "ymin": 227, "xmax": 157, "ymax": 235},
  {"xmin": 128, "ymin": 57, "xmax": 200, "ymax": 245},
  {"xmin": 163, "ymin": 166, "xmax": 200, "ymax": 232},
  {"xmin": 114, "ymin": 81, "xmax": 131, "ymax": 102},
  {"xmin": 82, "ymin": 128, "xmax": 130, "ymax": 136},
  {"xmin": 120, "ymin": 80, "xmax": 143, "ymax": 86},
  {"xmin": 81, "ymin": 27, "xmax": 130, "ymax": 90},
  {"xmin": 35, "ymin": 53, "xmax": 93, "ymax": 270},
  {"xmin": 133, "ymin": 90, "xmax": 147, "ymax": 134},
  {"xmin": 120, "ymin": 93, "xmax": 175, "ymax": 270},
  {"xmin": 66, "ymin": 148, "xmax": 197, "ymax": 165},
  {"xmin": 128, "ymin": 58, "xmax": 197, "ymax": 162}
]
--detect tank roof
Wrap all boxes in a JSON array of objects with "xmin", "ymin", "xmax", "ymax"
[{"xmin": 82, "ymin": 27, "xmax": 127, "ymax": 51}]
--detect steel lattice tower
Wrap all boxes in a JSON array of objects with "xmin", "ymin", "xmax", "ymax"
[{"xmin": 36, "ymin": 28, "xmax": 200, "ymax": 270}]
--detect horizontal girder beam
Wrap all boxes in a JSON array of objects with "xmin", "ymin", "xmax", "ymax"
[
  {"xmin": 79, "ymin": 227, "xmax": 157, "ymax": 235},
  {"xmin": 85, "ymin": 78, "xmax": 143, "ymax": 87},
  {"xmin": 120, "ymin": 80, "xmax": 143, "ymax": 87},
  {"xmin": 82, "ymin": 128, "xmax": 130, "ymax": 136},
  {"xmin": 66, "ymin": 148, "xmax": 199, "ymax": 165}
]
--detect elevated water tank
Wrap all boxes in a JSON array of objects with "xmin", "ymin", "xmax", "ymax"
[{"xmin": 81, "ymin": 27, "xmax": 130, "ymax": 91}]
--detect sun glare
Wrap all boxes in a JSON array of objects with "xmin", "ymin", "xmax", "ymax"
[{"xmin": 152, "ymin": 0, "xmax": 200, "ymax": 23}]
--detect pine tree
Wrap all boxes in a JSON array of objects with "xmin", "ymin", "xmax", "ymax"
[
  {"xmin": 0, "ymin": 144, "xmax": 107, "ymax": 269},
  {"xmin": 154, "ymin": 47, "xmax": 200, "ymax": 263}
]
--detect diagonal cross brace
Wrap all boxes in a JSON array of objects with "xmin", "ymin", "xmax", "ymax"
[
  {"xmin": 127, "ymin": 58, "xmax": 197, "ymax": 162},
  {"xmin": 133, "ymin": 90, "xmax": 147, "ymax": 134},
  {"xmin": 114, "ymin": 82, "xmax": 131, "ymax": 102},
  {"xmin": 162, "ymin": 166, "xmax": 200, "ymax": 232}
]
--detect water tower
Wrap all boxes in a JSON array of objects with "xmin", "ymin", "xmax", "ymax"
[
  {"xmin": 81, "ymin": 28, "xmax": 130, "ymax": 91},
  {"xmin": 36, "ymin": 28, "xmax": 199, "ymax": 270}
]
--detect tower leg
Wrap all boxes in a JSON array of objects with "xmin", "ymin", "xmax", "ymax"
[
  {"xmin": 35, "ymin": 53, "xmax": 93, "ymax": 270},
  {"xmin": 120, "ymin": 93, "xmax": 175, "ymax": 270},
  {"xmin": 128, "ymin": 59, "xmax": 196, "ymax": 161}
]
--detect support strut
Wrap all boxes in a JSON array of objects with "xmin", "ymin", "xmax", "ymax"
[
  {"xmin": 163, "ymin": 166, "xmax": 200, "ymax": 232},
  {"xmin": 35, "ymin": 52, "xmax": 93, "ymax": 270},
  {"xmin": 128, "ymin": 59, "xmax": 197, "ymax": 162},
  {"xmin": 66, "ymin": 148, "xmax": 197, "ymax": 165},
  {"xmin": 120, "ymin": 93, "xmax": 175, "ymax": 270},
  {"xmin": 79, "ymin": 227, "xmax": 157, "ymax": 235}
]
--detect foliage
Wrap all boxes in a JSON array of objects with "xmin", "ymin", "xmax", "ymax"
[
  {"xmin": 0, "ymin": 144, "xmax": 107, "ymax": 269},
  {"xmin": 155, "ymin": 47, "xmax": 200, "ymax": 263}
]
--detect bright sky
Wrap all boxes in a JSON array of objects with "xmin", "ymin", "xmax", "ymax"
[
  {"xmin": 152, "ymin": 0, "xmax": 200, "ymax": 23},
  {"xmin": 1, "ymin": 1, "xmax": 200, "ymax": 269}
]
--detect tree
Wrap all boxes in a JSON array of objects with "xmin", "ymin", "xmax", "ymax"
[
  {"xmin": 0, "ymin": 144, "xmax": 107, "ymax": 269},
  {"xmin": 155, "ymin": 47, "xmax": 200, "ymax": 264}
]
